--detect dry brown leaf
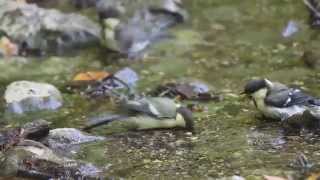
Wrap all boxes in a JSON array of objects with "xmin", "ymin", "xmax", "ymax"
[
  {"xmin": 73, "ymin": 71, "xmax": 111, "ymax": 81},
  {"xmin": 0, "ymin": 37, "xmax": 18, "ymax": 57},
  {"xmin": 307, "ymin": 173, "xmax": 320, "ymax": 180}
]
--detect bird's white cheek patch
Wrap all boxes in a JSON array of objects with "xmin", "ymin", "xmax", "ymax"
[
  {"xmin": 176, "ymin": 113, "xmax": 186, "ymax": 127},
  {"xmin": 284, "ymin": 97, "xmax": 291, "ymax": 106},
  {"xmin": 251, "ymin": 88, "xmax": 268, "ymax": 110}
]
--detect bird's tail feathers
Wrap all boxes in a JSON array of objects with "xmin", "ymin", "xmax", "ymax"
[{"xmin": 82, "ymin": 114, "xmax": 129, "ymax": 131}]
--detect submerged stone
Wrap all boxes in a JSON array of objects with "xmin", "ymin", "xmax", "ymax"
[
  {"xmin": 4, "ymin": 81, "xmax": 63, "ymax": 114},
  {"xmin": 0, "ymin": 140, "xmax": 103, "ymax": 179},
  {"xmin": 150, "ymin": 79, "xmax": 220, "ymax": 101}
]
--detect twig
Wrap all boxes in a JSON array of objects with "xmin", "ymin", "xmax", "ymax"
[{"xmin": 303, "ymin": 0, "xmax": 320, "ymax": 17}]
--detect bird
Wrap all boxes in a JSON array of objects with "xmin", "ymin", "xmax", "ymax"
[
  {"xmin": 82, "ymin": 76, "xmax": 195, "ymax": 132},
  {"xmin": 242, "ymin": 78, "xmax": 320, "ymax": 121},
  {"xmin": 82, "ymin": 102, "xmax": 195, "ymax": 132},
  {"xmin": 97, "ymin": 0, "xmax": 188, "ymax": 59}
]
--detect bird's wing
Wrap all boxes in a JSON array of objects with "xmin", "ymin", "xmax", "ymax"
[
  {"xmin": 265, "ymin": 88, "xmax": 313, "ymax": 107},
  {"xmin": 122, "ymin": 99, "xmax": 149, "ymax": 113},
  {"xmin": 83, "ymin": 114, "xmax": 129, "ymax": 131},
  {"xmin": 146, "ymin": 97, "xmax": 177, "ymax": 118}
]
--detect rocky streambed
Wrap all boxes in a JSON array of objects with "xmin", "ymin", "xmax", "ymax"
[{"xmin": 0, "ymin": 0, "xmax": 320, "ymax": 179}]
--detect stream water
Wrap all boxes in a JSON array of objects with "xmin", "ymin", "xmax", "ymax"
[{"xmin": 1, "ymin": 0, "xmax": 320, "ymax": 179}]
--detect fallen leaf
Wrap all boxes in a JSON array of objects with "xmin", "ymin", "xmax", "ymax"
[
  {"xmin": 73, "ymin": 71, "xmax": 111, "ymax": 81},
  {"xmin": 264, "ymin": 175, "xmax": 287, "ymax": 180},
  {"xmin": 0, "ymin": 37, "xmax": 18, "ymax": 57},
  {"xmin": 307, "ymin": 173, "xmax": 320, "ymax": 180}
]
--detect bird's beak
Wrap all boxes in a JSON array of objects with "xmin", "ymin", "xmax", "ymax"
[{"xmin": 239, "ymin": 91, "xmax": 250, "ymax": 97}]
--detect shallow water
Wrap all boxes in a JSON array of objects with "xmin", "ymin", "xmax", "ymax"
[{"xmin": 1, "ymin": 0, "xmax": 320, "ymax": 179}]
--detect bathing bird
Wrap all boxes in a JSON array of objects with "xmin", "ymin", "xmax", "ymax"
[
  {"xmin": 242, "ymin": 79, "xmax": 320, "ymax": 121},
  {"xmin": 97, "ymin": 0, "xmax": 188, "ymax": 59},
  {"xmin": 83, "ymin": 76, "xmax": 195, "ymax": 132}
]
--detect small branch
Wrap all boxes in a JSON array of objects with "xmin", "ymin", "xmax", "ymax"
[{"xmin": 303, "ymin": 0, "xmax": 320, "ymax": 17}]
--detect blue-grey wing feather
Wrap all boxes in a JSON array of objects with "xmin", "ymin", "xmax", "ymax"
[
  {"xmin": 286, "ymin": 89, "xmax": 315, "ymax": 106},
  {"xmin": 265, "ymin": 88, "xmax": 314, "ymax": 107}
]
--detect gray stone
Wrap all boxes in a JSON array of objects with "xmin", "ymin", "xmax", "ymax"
[
  {"xmin": 188, "ymin": 81, "xmax": 210, "ymax": 94},
  {"xmin": 0, "ymin": 1, "xmax": 101, "ymax": 55},
  {"xmin": 114, "ymin": 67, "xmax": 139, "ymax": 88},
  {"xmin": 45, "ymin": 128, "xmax": 105, "ymax": 155},
  {"xmin": 0, "ymin": 140, "xmax": 103, "ymax": 179},
  {"xmin": 4, "ymin": 81, "xmax": 63, "ymax": 114}
]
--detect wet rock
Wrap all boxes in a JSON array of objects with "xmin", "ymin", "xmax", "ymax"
[
  {"xmin": 21, "ymin": 119, "xmax": 51, "ymax": 141},
  {"xmin": 0, "ymin": 128, "xmax": 22, "ymax": 152},
  {"xmin": 114, "ymin": 67, "xmax": 139, "ymax": 88},
  {"xmin": 282, "ymin": 20, "xmax": 299, "ymax": 38},
  {"xmin": 0, "ymin": 1, "xmax": 101, "ymax": 55},
  {"xmin": 44, "ymin": 128, "xmax": 105, "ymax": 155},
  {"xmin": 301, "ymin": 50, "xmax": 320, "ymax": 69},
  {"xmin": 100, "ymin": 0, "xmax": 188, "ymax": 59},
  {"xmin": 4, "ymin": 81, "xmax": 63, "ymax": 114},
  {"xmin": 0, "ymin": 119, "xmax": 50, "ymax": 151},
  {"xmin": 150, "ymin": 80, "xmax": 221, "ymax": 101},
  {"xmin": 0, "ymin": 140, "xmax": 103, "ymax": 179}
]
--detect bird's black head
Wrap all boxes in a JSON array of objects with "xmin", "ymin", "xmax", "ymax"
[
  {"xmin": 98, "ymin": 7, "xmax": 122, "ymax": 21},
  {"xmin": 176, "ymin": 107, "xmax": 194, "ymax": 132},
  {"xmin": 243, "ymin": 79, "xmax": 267, "ymax": 95},
  {"xmin": 96, "ymin": 0, "xmax": 124, "ymax": 21}
]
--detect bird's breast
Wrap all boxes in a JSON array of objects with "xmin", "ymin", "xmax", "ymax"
[{"xmin": 129, "ymin": 115, "xmax": 185, "ymax": 130}]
